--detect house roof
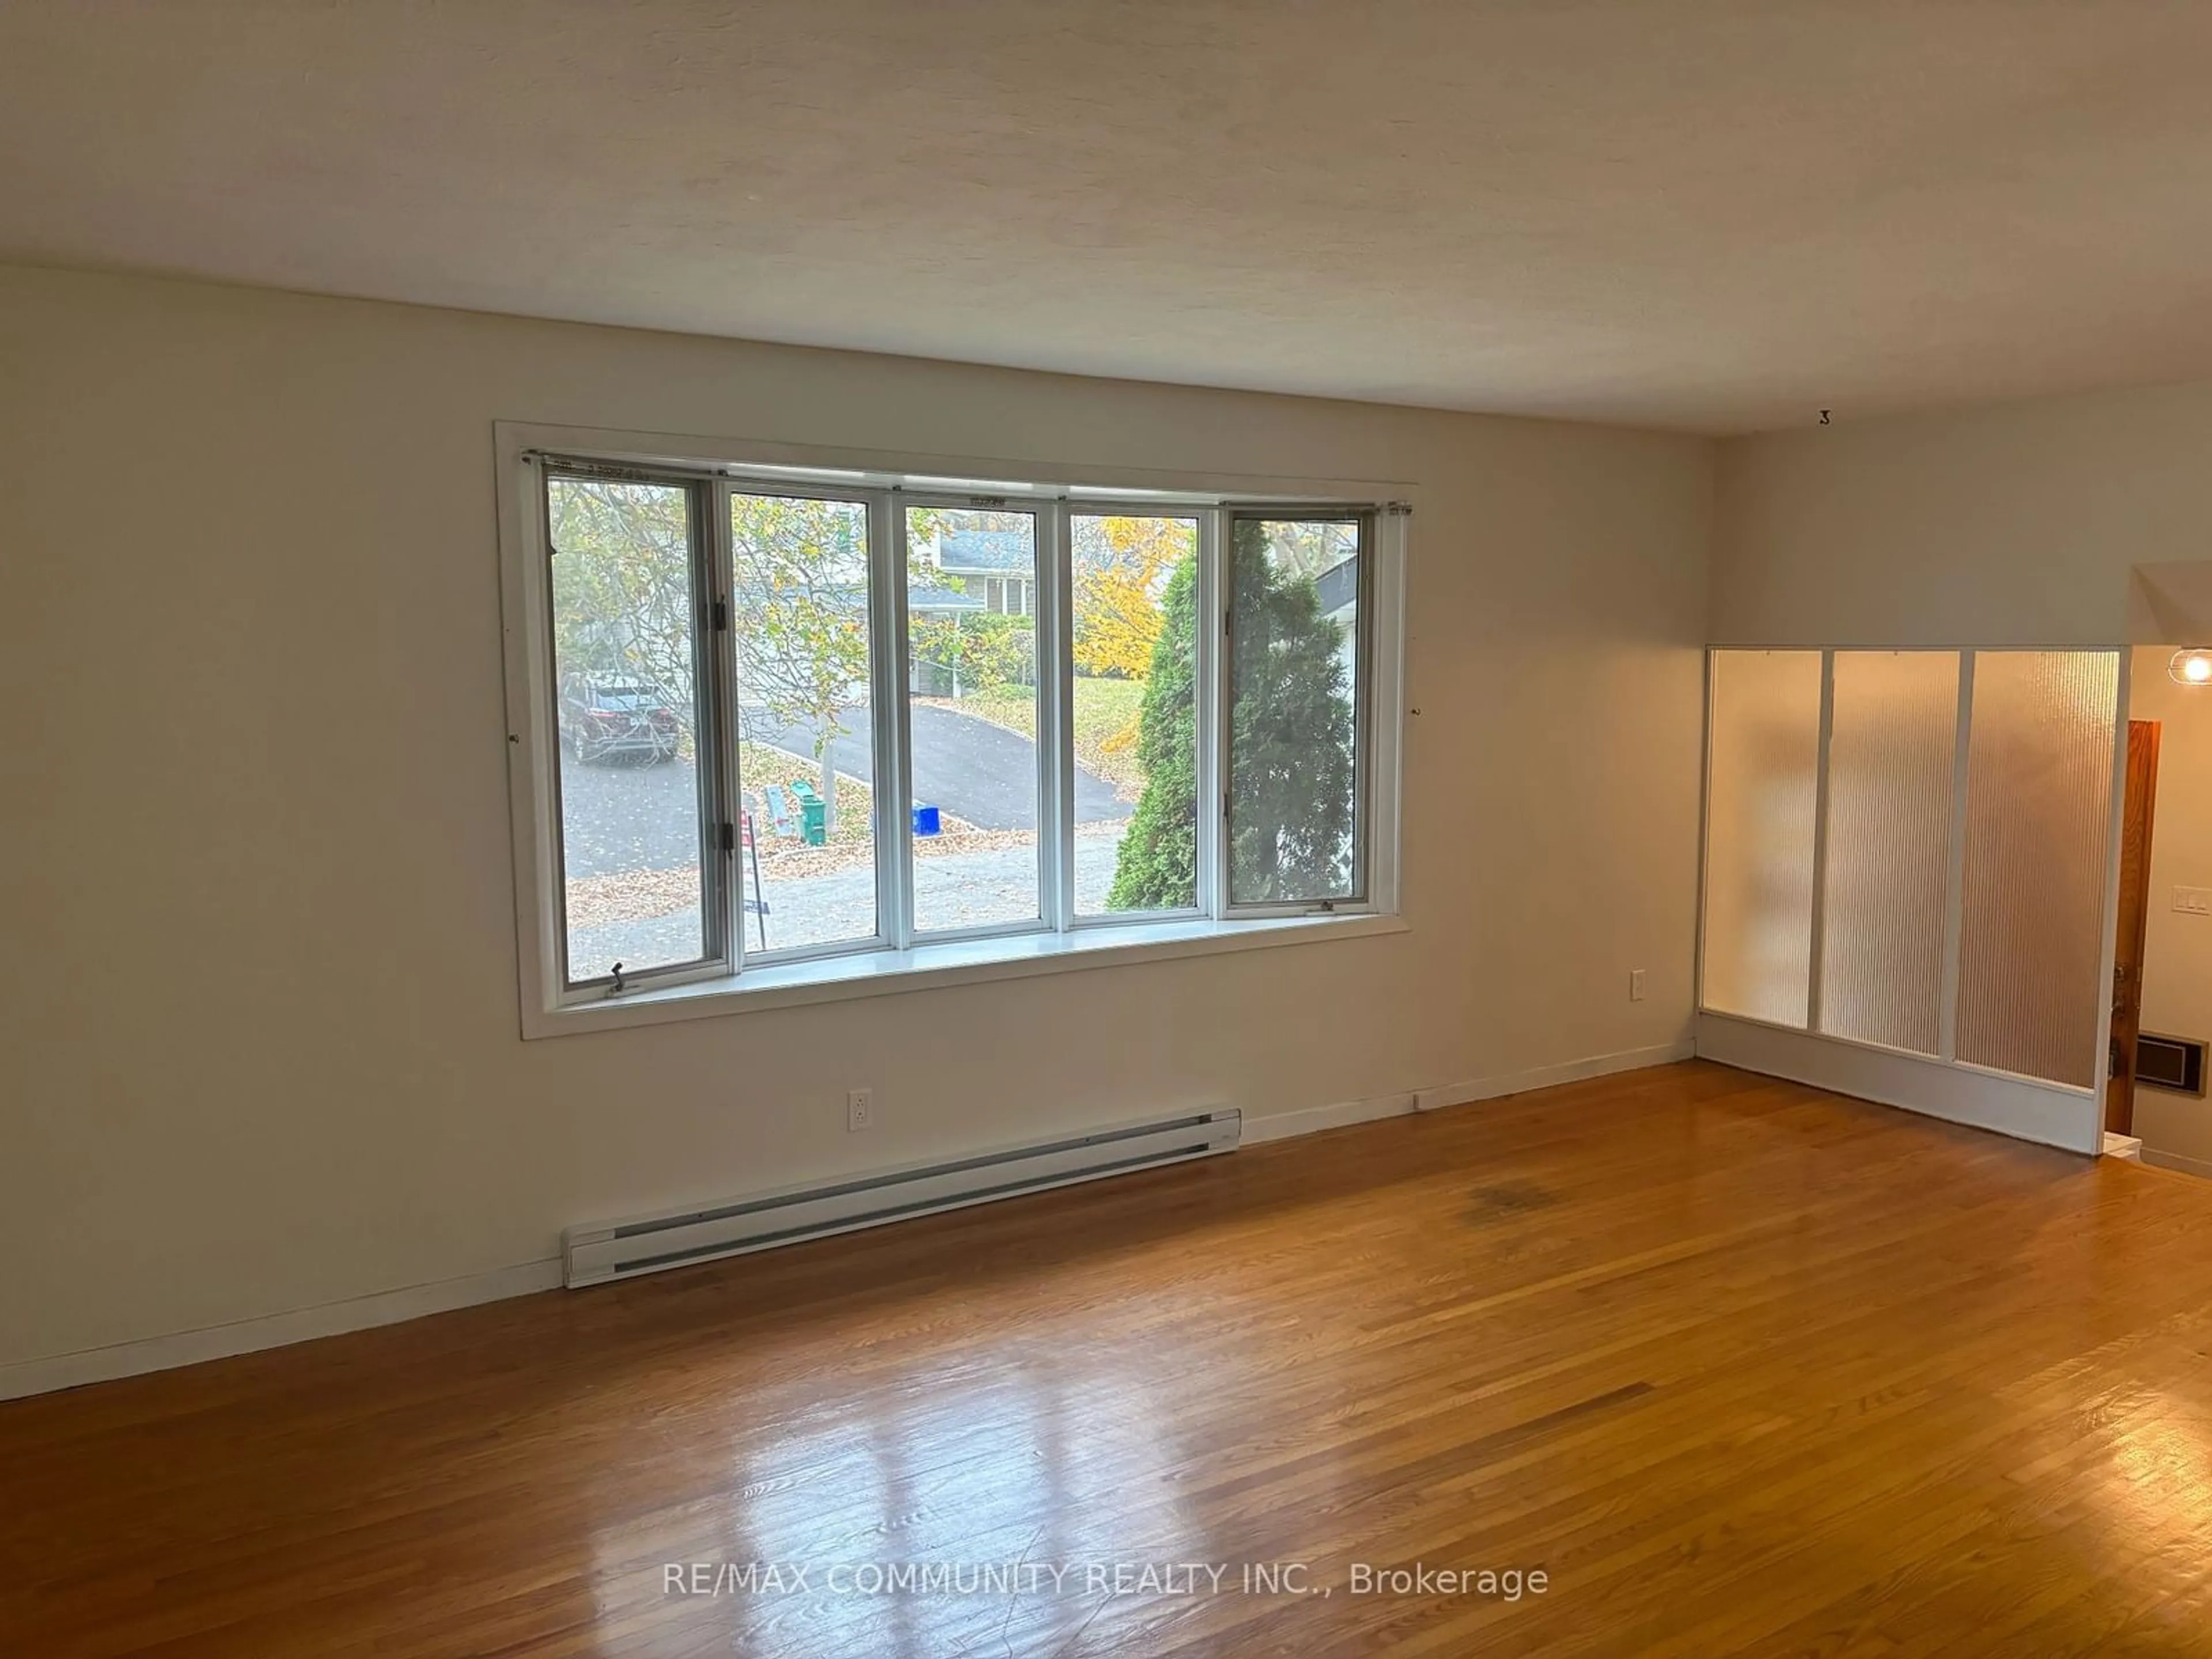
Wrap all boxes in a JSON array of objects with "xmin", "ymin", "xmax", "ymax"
[
  {"xmin": 908, "ymin": 583, "xmax": 986, "ymax": 615},
  {"xmin": 1315, "ymin": 554, "xmax": 1358, "ymax": 618},
  {"xmin": 937, "ymin": 529, "xmax": 1033, "ymax": 575}
]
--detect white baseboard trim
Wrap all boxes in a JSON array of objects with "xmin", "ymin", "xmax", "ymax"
[
  {"xmin": 1695, "ymin": 1013, "xmax": 2101, "ymax": 1155},
  {"xmin": 1410, "ymin": 1040, "xmax": 1696, "ymax": 1113},
  {"xmin": 1243, "ymin": 1088, "xmax": 1418, "ymax": 1142},
  {"xmin": 2141, "ymin": 1147, "xmax": 2212, "ymax": 1180},
  {"xmin": 1244, "ymin": 1040, "xmax": 1695, "ymax": 1143},
  {"xmin": 0, "ymin": 1257, "xmax": 563, "ymax": 1404},
  {"xmin": 2, "ymin": 1042, "xmax": 1698, "ymax": 1403}
]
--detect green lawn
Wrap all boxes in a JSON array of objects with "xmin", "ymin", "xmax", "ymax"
[{"xmin": 944, "ymin": 677, "xmax": 1148, "ymax": 793}]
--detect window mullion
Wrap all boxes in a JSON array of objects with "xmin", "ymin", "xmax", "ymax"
[
  {"xmin": 879, "ymin": 491, "xmax": 916, "ymax": 951},
  {"xmin": 1041, "ymin": 501, "xmax": 1075, "ymax": 931},
  {"xmin": 1344, "ymin": 511, "xmax": 1362, "ymax": 911},
  {"xmin": 1199, "ymin": 507, "xmax": 1226, "ymax": 919},
  {"xmin": 706, "ymin": 477, "xmax": 743, "ymax": 974}
]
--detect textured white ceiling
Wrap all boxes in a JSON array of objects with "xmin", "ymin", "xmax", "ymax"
[{"xmin": 6, "ymin": 1, "xmax": 2212, "ymax": 433}]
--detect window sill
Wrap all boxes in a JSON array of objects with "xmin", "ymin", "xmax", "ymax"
[{"xmin": 523, "ymin": 911, "xmax": 1408, "ymax": 1039}]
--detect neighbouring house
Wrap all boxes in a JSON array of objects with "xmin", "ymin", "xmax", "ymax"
[
  {"xmin": 1314, "ymin": 552, "xmax": 1356, "ymax": 624},
  {"xmin": 933, "ymin": 527, "xmax": 1036, "ymax": 616},
  {"xmin": 1315, "ymin": 552, "xmax": 1358, "ymax": 683},
  {"xmin": 905, "ymin": 578, "xmax": 987, "ymax": 695},
  {"xmin": 909, "ymin": 526, "xmax": 1035, "ymax": 694}
]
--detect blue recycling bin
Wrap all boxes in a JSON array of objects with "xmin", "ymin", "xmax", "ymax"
[{"xmin": 912, "ymin": 804, "xmax": 942, "ymax": 837}]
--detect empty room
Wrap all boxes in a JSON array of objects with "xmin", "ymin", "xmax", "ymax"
[{"xmin": 8, "ymin": 3, "xmax": 2212, "ymax": 1654}]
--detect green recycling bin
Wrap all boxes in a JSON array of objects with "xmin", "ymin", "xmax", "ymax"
[{"xmin": 793, "ymin": 781, "xmax": 827, "ymax": 846}]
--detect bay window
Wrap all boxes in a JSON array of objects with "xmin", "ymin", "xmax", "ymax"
[{"xmin": 498, "ymin": 425, "xmax": 1407, "ymax": 1031}]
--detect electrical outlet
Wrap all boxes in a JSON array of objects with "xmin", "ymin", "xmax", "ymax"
[
  {"xmin": 847, "ymin": 1088, "xmax": 874, "ymax": 1132},
  {"xmin": 1630, "ymin": 968, "xmax": 1647, "ymax": 1002}
]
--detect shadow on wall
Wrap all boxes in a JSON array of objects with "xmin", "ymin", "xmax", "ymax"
[{"xmin": 2130, "ymin": 562, "xmax": 2212, "ymax": 647}]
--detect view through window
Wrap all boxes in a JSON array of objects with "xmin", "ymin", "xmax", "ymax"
[
  {"xmin": 1072, "ymin": 513, "xmax": 1202, "ymax": 912},
  {"xmin": 522, "ymin": 454, "xmax": 1392, "ymax": 998},
  {"xmin": 907, "ymin": 506, "xmax": 1043, "ymax": 933},
  {"xmin": 1226, "ymin": 516, "xmax": 1364, "ymax": 906},
  {"xmin": 545, "ymin": 474, "xmax": 714, "ymax": 983},
  {"xmin": 729, "ymin": 491, "xmax": 879, "ymax": 955}
]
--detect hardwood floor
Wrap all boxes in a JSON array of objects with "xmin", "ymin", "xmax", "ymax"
[{"xmin": 7, "ymin": 1060, "xmax": 2212, "ymax": 1656}]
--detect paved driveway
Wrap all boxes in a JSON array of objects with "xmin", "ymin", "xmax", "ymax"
[
  {"xmin": 559, "ymin": 752, "xmax": 704, "ymax": 880},
  {"xmin": 748, "ymin": 703, "xmax": 1128, "ymax": 831},
  {"xmin": 559, "ymin": 703, "xmax": 1128, "ymax": 877}
]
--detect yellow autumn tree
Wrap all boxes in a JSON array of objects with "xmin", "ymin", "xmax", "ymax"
[
  {"xmin": 1072, "ymin": 515, "xmax": 1196, "ymax": 753},
  {"xmin": 1073, "ymin": 516, "xmax": 1189, "ymax": 677}
]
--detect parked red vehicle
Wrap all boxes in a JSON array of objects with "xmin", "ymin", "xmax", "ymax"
[{"xmin": 558, "ymin": 676, "xmax": 681, "ymax": 763}]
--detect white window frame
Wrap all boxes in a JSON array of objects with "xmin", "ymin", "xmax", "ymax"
[
  {"xmin": 1219, "ymin": 506, "xmax": 1385, "ymax": 918},
  {"xmin": 495, "ymin": 421, "xmax": 1409, "ymax": 1037},
  {"xmin": 724, "ymin": 477, "xmax": 900, "ymax": 969},
  {"xmin": 1063, "ymin": 499, "xmax": 1211, "ymax": 930}
]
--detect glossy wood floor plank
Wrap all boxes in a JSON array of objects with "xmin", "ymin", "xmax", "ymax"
[{"xmin": 7, "ymin": 1061, "xmax": 2212, "ymax": 1656}]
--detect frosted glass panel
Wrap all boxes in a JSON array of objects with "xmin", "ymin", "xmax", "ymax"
[
  {"xmin": 1817, "ymin": 652, "xmax": 1960, "ymax": 1054},
  {"xmin": 1956, "ymin": 651, "xmax": 2118, "ymax": 1087},
  {"xmin": 1703, "ymin": 651, "xmax": 1823, "ymax": 1026}
]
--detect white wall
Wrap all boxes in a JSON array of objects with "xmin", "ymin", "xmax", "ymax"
[
  {"xmin": 2128, "ymin": 645, "xmax": 2212, "ymax": 1172},
  {"xmin": 1704, "ymin": 379, "xmax": 2212, "ymax": 1156},
  {"xmin": 0, "ymin": 265, "xmax": 1713, "ymax": 1374},
  {"xmin": 1713, "ymin": 380, "xmax": 2212, "ymax": 647}
]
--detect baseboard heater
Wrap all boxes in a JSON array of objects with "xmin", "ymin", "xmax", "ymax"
[{"xmin": 562, "ymin": 1108, "xmax": 1243, "ymax": 1288}]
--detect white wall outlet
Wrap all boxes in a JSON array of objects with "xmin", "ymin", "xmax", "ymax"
[
  {"xmin": 846, "ymin": 1088, "xmax": 874, "ymax": 1132},
  {"xmin": 1630, "ymin": 968, "xmax": 1647, "ymax": 1002},
  {"xmin": 2175, "ymin": 887, "xmax": 2212, "ymax": 916}
]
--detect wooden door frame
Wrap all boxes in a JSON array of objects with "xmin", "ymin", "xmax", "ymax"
[{"xmin": 2107, "ymin": 718, "xmax": 2162, "ymax": 1135}]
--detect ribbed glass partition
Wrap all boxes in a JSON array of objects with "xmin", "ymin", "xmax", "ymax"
[
  {"xmin": 1701, "ymin": 650, "xmax": 1823, "ymax": 1027},
  {"xmin": 1954, "ymin": 651, "xmax": 2119, "ymax": 1088},
  {"xmin": 1817, "ymin": 652, "xmax": 1960, "ymax": 1055},
  {"xmin": 1703, "ymin": 647, "xmax": 2119, "ymax": 1095}
]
